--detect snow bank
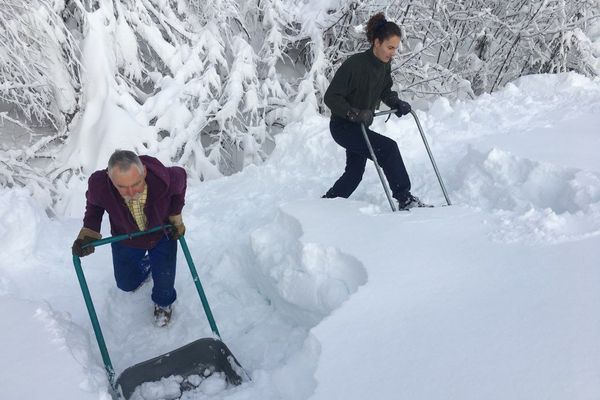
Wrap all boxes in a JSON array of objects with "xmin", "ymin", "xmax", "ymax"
[
  {"xmin": 0, "ymin": 188, "xmax": 44, "ymax": 256},
  {"xmin": 0, "ymin": 297, "xmax": 107, "ymax": 399},
  {"xmin": 279, "ymin": 200, "xmax": 600, "ymax": 400}
]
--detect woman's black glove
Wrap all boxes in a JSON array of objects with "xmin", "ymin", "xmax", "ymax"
[
  {"xmin": 395, "ymin": 100, "xmax": 411, "ymax": 117},
  {"xmin": 382, "ymin": 93, "xmax": 412, "ymax": 117},
  {"xmin": 347, "ymin": 108, "xmax": 374, "ymax": 127}
]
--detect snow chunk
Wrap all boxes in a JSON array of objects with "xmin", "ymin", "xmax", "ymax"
[{"xmin": 250, "ymin": 209, "xmax": 367, "ymax": 325}]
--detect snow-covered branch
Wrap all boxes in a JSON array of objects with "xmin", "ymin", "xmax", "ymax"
[
  {"xmin": 0, "ymin": 0, "xmax": 81, "ymax": 129},
  {"xmin": 0, "ymin": 0, "xmax": 598, "ymax": 186}
]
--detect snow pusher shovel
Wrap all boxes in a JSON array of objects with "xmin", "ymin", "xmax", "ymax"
[
  {"xmin": 362, "ymin": 109, "xmax": 452, "ymax": 212},
  {"xmin": 72, "ymin": 225, "xmax": 248, "ymax": 399}
]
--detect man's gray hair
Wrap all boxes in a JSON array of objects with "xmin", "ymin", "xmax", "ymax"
[{"xmin": 108, "ymin": 150, "xmax": 144, "ymax": 177}]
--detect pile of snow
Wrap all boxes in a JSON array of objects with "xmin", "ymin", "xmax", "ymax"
[
  {"xmin": 0, "ymin": 297, "xmax": 99, "ymax": 400},
  {"xmin": 1, "ymin": 72, "xmax": 599, "ymax": 399}
]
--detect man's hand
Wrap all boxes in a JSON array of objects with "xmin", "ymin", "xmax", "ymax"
[
  {"xmin": 168, "ymin": 214, "xmax": 186, "ymax": 240},
  {"xmin": 72, "ymin": 228, "xmax": 102, "ymax": 257},
  {"xmin": 347, "ymin": 108, "xmax": 374, "ymax": 127}
]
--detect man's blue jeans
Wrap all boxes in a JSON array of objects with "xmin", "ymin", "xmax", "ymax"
[{"xmin": 111, "ymin": 234, "xmax": 177, "ymax": 307}]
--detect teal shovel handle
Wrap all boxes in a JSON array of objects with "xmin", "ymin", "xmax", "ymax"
[
  {"xmin": 82, "ymin": 225, "xmax": 169, "ymax": 249},
  {"xmin": 72, "ymin": 254, "xmax": 117, "ymax": 392},
  {"xmin": 178, "ymin": 236, "xmax": 221, "ymax": 338},
  {"xmin": 73, "ymin": 224, "xmax": 222, "ymax": 395},
  {"xmin": 73, "ymin": 225, "xmax": 170, "ymax": 394},
  {"xmin": 82, "ymin": 225, "xmax": 220, "ymax": 336}
]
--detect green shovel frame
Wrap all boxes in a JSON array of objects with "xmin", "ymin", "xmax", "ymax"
[{"xmin": 71, "ymin": 225, "xmax": 221, "ymax": 393}]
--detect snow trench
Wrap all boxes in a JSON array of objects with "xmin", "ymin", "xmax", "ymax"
[
  {"xmin": 0, "ymin": 186, "xmax": 368, "ymax": 400},
  {"xmin": 126, "ymin": 207, "xmax": 368, "ymax": 400}
]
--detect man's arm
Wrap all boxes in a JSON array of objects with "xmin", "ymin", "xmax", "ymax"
[
  {"xmin": 167, "ymin": 166, "xmax": 187, "ymax": 239},
  {"xmin": 168, "ymin": 166, "xmax": 187, "ymax": 216},
  {"xmin": 73, "ymin": 174, "xmax": 104, "ymax": 257},
  {"xmin": 82, "ymin": 173, "xmax": 105, "ymax": 234}
]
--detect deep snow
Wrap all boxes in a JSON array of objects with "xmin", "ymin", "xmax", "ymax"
[{"xmin": 1, "ymin": 72, "xmax": 600, "ymax": 399}]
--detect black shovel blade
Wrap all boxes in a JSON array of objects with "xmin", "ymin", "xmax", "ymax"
[{"xmin": 116, "ymin": 337, "xmax": 245, "ymax": 399}]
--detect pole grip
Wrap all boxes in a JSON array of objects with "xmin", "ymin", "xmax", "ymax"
[{"xmin": 374, "ymin": 109, "xmax": 396, "ymax": 117}]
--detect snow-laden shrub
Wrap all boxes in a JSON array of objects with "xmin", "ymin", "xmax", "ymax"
[
  {"xmin": 296, "ymin": 0, "xmax": 600, "ymax": 101},
  {"xmin": 0, "ymin": 0, "xmax": 81, "ymax": 130},
  {"xmin": 0, "ymin": 0, "xmax": 598, "ymax": 184}
]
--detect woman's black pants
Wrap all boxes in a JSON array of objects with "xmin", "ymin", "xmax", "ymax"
[{"xmin": 324, "ymin": 117, "xmax": 411, "ymax": 201}]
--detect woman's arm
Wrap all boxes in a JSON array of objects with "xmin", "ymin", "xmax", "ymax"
[{"xmin": 324, "ymin": 60, "xmax": 354, "ymax": 118}]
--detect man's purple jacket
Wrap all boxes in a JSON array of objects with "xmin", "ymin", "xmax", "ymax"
[{"xmin": 83, "ymin": 155, "xmax": 187, "ymax": 249}]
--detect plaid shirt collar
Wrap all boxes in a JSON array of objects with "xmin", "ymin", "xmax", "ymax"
[{"xmin": 125, "ymin": 184, "xmax": 148, "ymax": 231}]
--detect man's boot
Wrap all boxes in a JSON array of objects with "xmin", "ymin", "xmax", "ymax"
[{"xmin": 154, "ymin": 304, "xmax": 172, "ymax": 327}]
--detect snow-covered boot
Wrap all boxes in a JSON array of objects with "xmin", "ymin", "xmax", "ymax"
[
  {"xmin": 397, "ymin": 193, "xmax": 433, "ymax": 210},
  {"xmin": 154, "ymin": 304, "xmax": 172, "ymax": 327}
]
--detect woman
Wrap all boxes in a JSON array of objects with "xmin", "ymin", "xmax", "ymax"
[{"xmin": 323, "ymin": 13, "xmax": 427, "ymax": 210}]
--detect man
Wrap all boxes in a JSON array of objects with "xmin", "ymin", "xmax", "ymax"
[{"xmin": 72, "ymin": 150, "xmax": 187, "ymax": 327}]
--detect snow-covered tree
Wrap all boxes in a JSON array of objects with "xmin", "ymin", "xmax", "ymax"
[
  {"xmin": 0, "ymin": 0, "xmax": 599, "ymax": 202},
  {"xmin": 390, "ymin": 0, "xmax": 600, "ymax": 96},
  {"xmin": 0, "ymin": 0, "xmax": 81, "ymax": 128},
  {"xmin": 55, "ymin": 0, "xmax": 292, "ymax": 178},
  {"xmin": 298, "ymin": 0, "xmax": 600, "ymax": 101}
]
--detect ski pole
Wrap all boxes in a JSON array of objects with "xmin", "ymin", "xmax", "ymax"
[
  {"xmin": 374, "ymin": 109, "xmax": 452, "ymax": 206},
  {"xmin": 408, "ymin": 110, "xmax": 451, "ymax": 206},
  {"xmin": 360, "ymin": 122, "xmax": 397, "ymax": 212}
]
